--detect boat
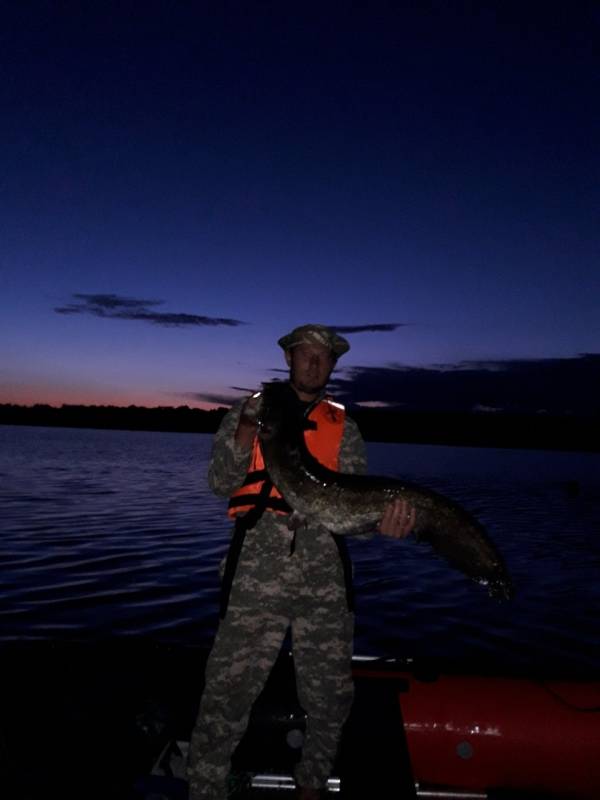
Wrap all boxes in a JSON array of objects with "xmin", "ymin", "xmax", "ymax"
[
  {"xmin": 3, "ymin": 641, "xmax": 598, "ymax": 799},
  {"xmin": 141, "ymin": 654, "xmax": 600, "ymax": 799},
  {"xmin": 354, "ymin": 658, "xmax": 600, "ymax": 799}
]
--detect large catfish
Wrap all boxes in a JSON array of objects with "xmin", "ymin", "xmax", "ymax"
[{"xmin": 255, "ymin": 381, "xmax": 514, "ymax": 600}]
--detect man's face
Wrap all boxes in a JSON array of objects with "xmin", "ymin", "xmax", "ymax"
[{"xmin": 286, "ymin": 343, "xmax": 336, "ymax": 397}]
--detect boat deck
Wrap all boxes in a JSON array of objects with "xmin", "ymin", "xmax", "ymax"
[{"xmin": 1, "ymin": 640, "xmax": 596, "ymax": 800}]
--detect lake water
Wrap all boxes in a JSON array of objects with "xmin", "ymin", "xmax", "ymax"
[{"xmin": 1, "ymin": 424, "xmax": 599, "ymax": 677}]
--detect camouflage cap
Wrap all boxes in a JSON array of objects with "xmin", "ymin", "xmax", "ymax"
[{"xmin": 277, "ymin": 324, "xmax": 350, "ymax": 357}]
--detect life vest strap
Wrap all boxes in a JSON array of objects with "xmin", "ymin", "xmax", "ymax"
[
  {"xmin": 221, "ymin": 478, "xmax": 291, "ymax": 618},
  {"xmin": 331, "ymin": 533, "xmax": 355, "ymax": 613},
  {"xmin": 228, "ymin": 493, "xmax": 292, "ymax": 514},
  {"xmin": 240, "ymin": 468, "xmax": 269, "ymax": 486}
]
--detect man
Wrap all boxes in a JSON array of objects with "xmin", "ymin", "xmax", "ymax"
[{"xmin": 187, "ymin": 324, "xmax": 414, "ymax": 800}]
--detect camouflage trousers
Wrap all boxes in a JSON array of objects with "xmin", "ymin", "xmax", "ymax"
[{"xmin": 187, "ymin": 595, "xmax": 354, "ymax": 800}]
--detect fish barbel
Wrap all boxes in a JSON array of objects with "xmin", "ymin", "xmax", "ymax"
[{"xmin": 256, "ymin": 381, "xmax": 514, "ymax": 600}]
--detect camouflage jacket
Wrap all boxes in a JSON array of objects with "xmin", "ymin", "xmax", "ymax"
[{"xmin": 208, "ymin": 391, "xmax": 368, "ymax": 610}]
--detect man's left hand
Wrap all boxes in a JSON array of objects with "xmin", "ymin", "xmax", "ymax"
[{"xmin": 378, "ymin": 498, "xmax": 415, "ymax": 539}]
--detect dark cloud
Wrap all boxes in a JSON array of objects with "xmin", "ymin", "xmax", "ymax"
[
  {"xmin": 183, "ymin": 354, "xmax": 599, "ymax": 414},
  {"xmin": 180, "ymin": 384, "xmax": 273, "ymax": 406},
  {"xmin": 184, "ymin": 381, "xmax": 292, "ymax": 407},
  {"xmin": 55, "ymin": 293, "xmax": 246, "ymax": 328},
  {"xmin": 75, "ymin": 293, "xmax": 157, "ymax": 310},
  {"xmin": 330, "ymin": 354, "xmax": 600, "ymax": 416},
  {"xmin": 230, "ymin": 386, "xmax": 257, "ymax": 394},
  {"xmin": 331, "ymin": 323, "xmax": 407, "ymax": 334},
  {"xmin": 179, "ymin": 391, "xmax": 245, "ymax": 407}
]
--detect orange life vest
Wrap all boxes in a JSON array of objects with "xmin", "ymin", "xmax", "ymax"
[{"xmin": 227, "ymin": 395, "xmax": 346, "ymax": 518}]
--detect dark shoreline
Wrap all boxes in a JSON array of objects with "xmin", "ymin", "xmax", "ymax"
[{"xmin": 1, "ymin": 403, "xmax": 598, "ymax": 452}]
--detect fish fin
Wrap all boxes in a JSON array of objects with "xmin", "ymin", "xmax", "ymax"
[{"xmin": 286, "ymin": 511, "xmax": 306, "ymax": 531}]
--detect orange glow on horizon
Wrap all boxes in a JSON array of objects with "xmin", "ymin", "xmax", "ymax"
[{"xmin": 0, "ymin": 382, "xmax": 226, "ymax": 412}]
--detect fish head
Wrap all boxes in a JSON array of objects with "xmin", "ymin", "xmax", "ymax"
[{"xmin": 256, "ymin": 381, "xmax": 302, "ymax": 443}]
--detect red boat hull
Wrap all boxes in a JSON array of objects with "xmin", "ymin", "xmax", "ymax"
[{"xmin": 385, "ymin": 671, "xmax": 600, "ymax": 798}]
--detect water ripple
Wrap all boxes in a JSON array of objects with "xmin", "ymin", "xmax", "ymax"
[{"xmin": 1, "ymin": 426, "xmax": 600, "ymax": 673}]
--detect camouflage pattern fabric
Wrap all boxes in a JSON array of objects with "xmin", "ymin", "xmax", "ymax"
[{"xmin": 187, "ymin": 392, "xmax": 367, "ymax": 799}]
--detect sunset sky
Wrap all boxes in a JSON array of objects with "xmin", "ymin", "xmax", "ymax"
[{"xmin": 2, "ymin": 2, "xmax": 598, "ymax": 414}]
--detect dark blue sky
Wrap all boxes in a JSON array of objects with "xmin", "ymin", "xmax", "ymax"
[{"xmin": 2, "ymin": 2, "xmax": 598, "ymax": 412}]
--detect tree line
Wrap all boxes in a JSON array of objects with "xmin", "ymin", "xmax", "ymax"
[{"xmin": 1, "ymin": 402, "xmax": 597, "ymax": 452}]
